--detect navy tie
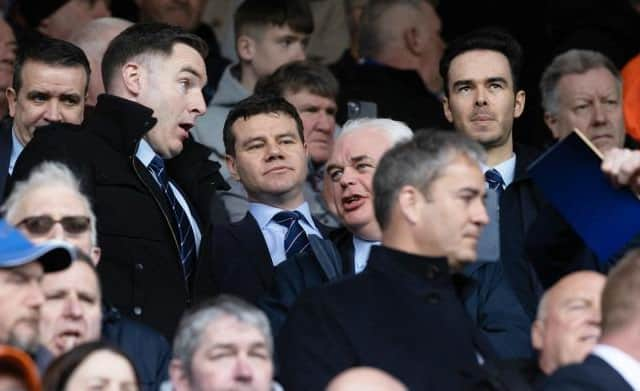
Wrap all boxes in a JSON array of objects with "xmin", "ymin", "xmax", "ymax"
[
  {"xmin": 485, "ymin": 168, "xmax": 505, "ymax": 198},
  {"xmin": 149, "ymin": 156, "xmax": 196, "ymax": 279},
  {"xmin": 273, "ymin": 211, "xmax": 310, "ymax": 258}
]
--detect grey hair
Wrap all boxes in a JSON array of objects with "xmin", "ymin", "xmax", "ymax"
[
  {"xmin": 373, "ymin": 130, "xmax": 486, "ymax": 229},
  {"xmin": 358, "ymin": 0, "xmax": 427, "ymax": 59},
  {"xmin": 540, "ymin": 49, "xmax": 621, "ymax": 114},
  {"xmin": 1, "ymin": 162, "xmax": 98, "ymax": 246},
  {"xmin": 172, "ymin": 295, "xmax": 273, "ymax": 379},
  {"xmin": 339, "ymin": 117, "xmax": 413, "ymax": 146}
]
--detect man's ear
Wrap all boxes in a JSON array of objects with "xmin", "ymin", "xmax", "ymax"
[
  {"xmin": 90, "ymin": 246, "xmax": 101, "ymax": 266},
  {"xmin": 6, "ymin": 87, "xmax": 17, "ymax": 117},
  {"xmin": 513, "ymin": 89, "xmax": 526, "ymax": 119},
  {"xmin": 544, "ymin": 112, "xmax": 562, "ymax": 139},
  {"xmin": 442, "ymin": 95, "xmax": 454, "ymax": 124},
  {"xmin": 121, "ymin": 62, "xmax": 143, "ymax": 97},
  {"xmin": 236, "ymin": 34, "xmax": 256, "ymax": 62},
  {"xmin": 226, "ymin": 154, "xmax": 241, "ymax": 181},
  {"xmin": 531, "ymin": 319, "xmax": 544, "ymax": 351},
  {"xmin": 404, "ymin": 26, "xmax": 422, "ymax": 56},
  {"xmin": 169, "ymin": 359, "xmax": 189, "ymax": 391},
  {"xmin": 397, "ymin": 185, "xmax": 423, "ymax": 225}
]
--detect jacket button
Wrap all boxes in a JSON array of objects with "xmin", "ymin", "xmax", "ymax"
[
  {"xmin": 425, "ymin": 292, "xmax": 440, "ymax": 304},
  {"xmin": 136, "ymin": 263, "xmax": 144, "ymax": 271},
  {"xmin": 425, "ymin": 264, "xmax": 440, "ymax": 279},
  {"xmin": 133, "ymin": 306, "xmax": 142, "ymax": 316}
]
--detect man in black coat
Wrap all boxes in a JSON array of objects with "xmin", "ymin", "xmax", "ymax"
[
  {"xmin": 278, "ymin": 131, "xmax": 518, "ymax": 390},
  {"xmin": 12, "ymin": 23, "xmax": 228, "ymax": 339},
  {"xmin": 542, "ymin": 250, "xmax": 640, "ymax": 390},
  {"xmin": 440, "ymin": 29, "xmax": 545, "ymax": 319}
]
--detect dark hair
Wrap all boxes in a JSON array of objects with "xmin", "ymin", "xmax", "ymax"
[
  {"xmin": 13, "ymin": 35, "xmax": 90, "ymax": 94},
  {"xmin": 439, "ymin": 28, "xmax": 523, "ymax": 96},
  {"xmin": 223, "ymin": 94, "xmax": 304, "ymax": 156},
  {"xmin": 234, "ymin": 0, "xmax": 314, "ymax": 39},
  {"xmin": 255, "ymin": 60, "xmax": 339, "ymax": 100},
  {"xmin": 42, "ymin": 341, "xmax": 139, "ymax": 391},
  {"xmin": 102, "ymin": 23, "xmax": 208, "ymax": 93},
  {"xmin": 373, "ymin": 130, "xmax": 485, "ymax": 229}
]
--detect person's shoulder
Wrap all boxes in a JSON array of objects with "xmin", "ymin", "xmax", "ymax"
[{"xmin": 542, "ymin": 356, "xmax": 623, "ymax": 390}]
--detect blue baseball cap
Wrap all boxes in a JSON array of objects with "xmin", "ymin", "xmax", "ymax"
[{"xmin": 0, "ymin": 219, "xmax": 74, "ymax": 273}]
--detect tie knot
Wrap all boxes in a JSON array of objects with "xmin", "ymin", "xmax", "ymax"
[
  {"xmin": 149, "ymin": 155, "xmax": 166, "ymax": 174},
  {"xmin": 273, "ymin": 210, "xmax": 304, "ymax": 227},
  {"xmin": 485, "ymin": 168, "xmax": 505, "ymax": 190}
]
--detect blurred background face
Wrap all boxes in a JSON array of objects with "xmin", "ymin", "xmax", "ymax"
[
  {"xmin": 39, "ymin": 0, "xmax": 111, "ymax": 40},
  {"xmin": 284, "ymin": 89, "xmax": 337, "ymax": 165},
  {"xmin": 39, "ymin": 261, "xmax": 102, "ymax": 357},
  {"xmin": 64, "ymin": 350, "xmax": 138, "ymax": 390},
  {"xmin": 532, "ymin": 272, "xmax": 606, "ymax": 374},
  {"xmin": 183, "ymin": 315, "xmax": 273, "ymax": 391},
  {"xmin": 545, "ymin": 67, "xmax": 625, "ymax": 153},
  {"xmin": 0, "ymin": 19, "xmax": 16, "ymax": 118},
  {"xmin": 136, "ymin": 0, "xmax": 206, "ymax": 31}
]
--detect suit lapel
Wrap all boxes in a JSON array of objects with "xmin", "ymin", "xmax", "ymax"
[
  {"xmin": 231, "ymin": 214, "xmax": 274, "ymax": 289},
  {"xmin": 0, "ymin": 122, "xmax": 13, "ymax": 199}
]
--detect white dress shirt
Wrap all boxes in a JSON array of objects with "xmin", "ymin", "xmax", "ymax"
[
  {"xmin": 353, "ymin": 236, "xmax": 380, "ymax": 273},
  {"xmin": 9, "ymin": 127, "xmax": 24, "ymax": 175},
  {"xmin": 482, "ymin": 153, "xmax": 516, "ymax": 189},
  {"xmin": 136, "ymin": 139, "xmax": 202, "ymax": 253},
  {"xmin": 592, "ymin": 344, "xmax": 640, "ymax": 390},
  {"xmin": 249, "ymin": 202, "xmax": 322, "ymax": 266}
]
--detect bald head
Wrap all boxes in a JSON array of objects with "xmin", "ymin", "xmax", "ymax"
[
  {"xmin": 532, "ymin": 271, "xmax": 606, "ymax": 374},
  {"xmin": 69, "ymin": 17, "xmax": 133, "ymax": 106},
  {"xmin": 326, "ymin": 367, "xmax": 407, "ymax": 391}
]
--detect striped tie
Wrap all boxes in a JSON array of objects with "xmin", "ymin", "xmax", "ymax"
[
  {"xmin": 273, "ymin": 211, "xmax": 310, "ymax": 258},
  {"xmin": 149, "ymin": 156, "xmax": 195, "ymax": 279},
  {"xmin": 485, "ymin": 168, "xmax": 505, "ymax": 199}
]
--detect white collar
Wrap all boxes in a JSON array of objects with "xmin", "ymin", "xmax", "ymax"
[{"xmin": 592, "ymin": 344, "xmax": 640, "ymax": 389}]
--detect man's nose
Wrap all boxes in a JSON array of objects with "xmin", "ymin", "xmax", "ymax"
[
  {"xmin": 233, "ymin": 357, "xmax": 254, "ymax": 383},
  {"xmin": 64, "ymin": 295, "xmax": 83, "ymax": 318},
  {"xmin": 473, "ymin": 200, "xmax": 490, "ymax": 226},
  {"xmin": 44, "ymin": 101, "xmax": 63, "ymax": 122}
]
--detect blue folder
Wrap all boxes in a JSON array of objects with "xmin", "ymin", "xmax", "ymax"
[{"xmin": 527, "ymin": 131, "xmax": 640, "ymax": 264}]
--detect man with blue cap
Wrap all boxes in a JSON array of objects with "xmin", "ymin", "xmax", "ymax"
[{"xmin": 0, "ymin": 219, "xmax": 73, "ymax": 354}]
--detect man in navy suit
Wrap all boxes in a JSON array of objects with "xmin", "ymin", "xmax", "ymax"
[
  {"xmin": 0, "ymin": 36, "xmax": 89, "ymax": 199},
  {"xmin": 194, "ymin": 94, "xmax": 331, "ymax": 304},
  {"xmin": 542, "ymin": 249, "xmax": 640, "ymax": 390}
]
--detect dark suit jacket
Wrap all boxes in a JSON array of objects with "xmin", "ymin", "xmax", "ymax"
[
  {"xmin": 12, "ymin": 94, "xmax": 227, "ymax": 339},
  {"xmin": 194, "ymin": 211, "xmax": 332, "ymax": 304},
  {"xmin": 541, "ymin": 354, "xmax": 633, "ymax": 390},
  {"xmin": 0, "ymin": 117, "xmax": 12, "ymax": 200},
  {"xmin": 277, "ymin": 245, "xmax": 514, "ymax": 390},
  {"xmin": 500, "ymin": 144, "xmax": 546, "ymax": 319}
]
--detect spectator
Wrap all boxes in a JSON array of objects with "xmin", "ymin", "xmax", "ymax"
[
  {"xmin": 1, "ymin": 36, "xmax": 89, "ymax": 199},
  {"xmin": 11, "ymin": 23, "xmax": 228, "ymax": 339},
  {"xmin": 191, "ymin": 0, "xmax": 313, "ymax": 179},
  {"xmin": 169, "ymin": 295, "xmax": 275, "ymax": 391},
  {"xmin": 0, "ymin": 345, "xmax": 40, "ymax": 391},
  {"xmin": 0, "ymin": 18, "xmax": 16, "ymax": 119},
  {"xmin": 326, "ymin": 367, "xmax": 407, "ymax": 391},
  {"xmin": 42, "ymin": 341, "xmax": 139, "ymax": 391}
]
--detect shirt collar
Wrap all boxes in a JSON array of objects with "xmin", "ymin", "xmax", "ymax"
[
  {"xmin": 136, "ymin": 138, "xmax": 156, "ymax": 168},
  {"xmin": 482, "ymin": 153, "xmax": 516, "ymax": 187},
  {"xmin": 592, "ymin": 344, "xmax": 640, "ymax": 389},
  {"xmin": 9, "ymin": 126, "xmax": 24, "ymax": 174},
  {"xmin": 249, "ymin": 201, "xmax": 313, "ymax": 230}
]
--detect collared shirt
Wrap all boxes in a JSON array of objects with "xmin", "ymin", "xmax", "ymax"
[
  {"xmin": 592, "ymin": 344, "xmax": 640, "ymax": 389},
  {"xmin": 136, "ymin": 139, "xmax": 202, "ymax": 253},
  {"xmin": 9, "ymin": 126, "xmax": 24, "ymax": 174},
  {"xmin": 482, "ymin": 153, "xmax": 516, "ymax": 189},
  {"xmin": 353, "ymin": 236, "xmax": 380, "ymax": 273},
  {"xmin": 249, "ymin": 201, "xmax": 322, "ymax": 266}
]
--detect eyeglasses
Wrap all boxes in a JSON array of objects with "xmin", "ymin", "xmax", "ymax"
[{"xmin": 16, "ymin": 215, "xmax": 91, "ymax": 236}]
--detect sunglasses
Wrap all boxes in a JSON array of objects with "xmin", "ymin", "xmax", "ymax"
[{"xmin": 17, "ymin": 215, "xmax": 91, "ymax": 236}]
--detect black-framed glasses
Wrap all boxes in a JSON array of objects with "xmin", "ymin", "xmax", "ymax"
[{"xmin": 17, "ymin": 215, "xmax": 91, "ymax": 236}]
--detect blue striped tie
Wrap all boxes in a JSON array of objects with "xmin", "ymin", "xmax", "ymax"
[
  {"xmin": 149, "ymin": 156, "xmax": 195, "ymax": 279},
  {"xmin": 273, "ymin": 211, "xmax": 310, "ymax": 258},
  {"xmin": 485, "ymin": 168, "xmax": 505, "ymax": 199}
]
